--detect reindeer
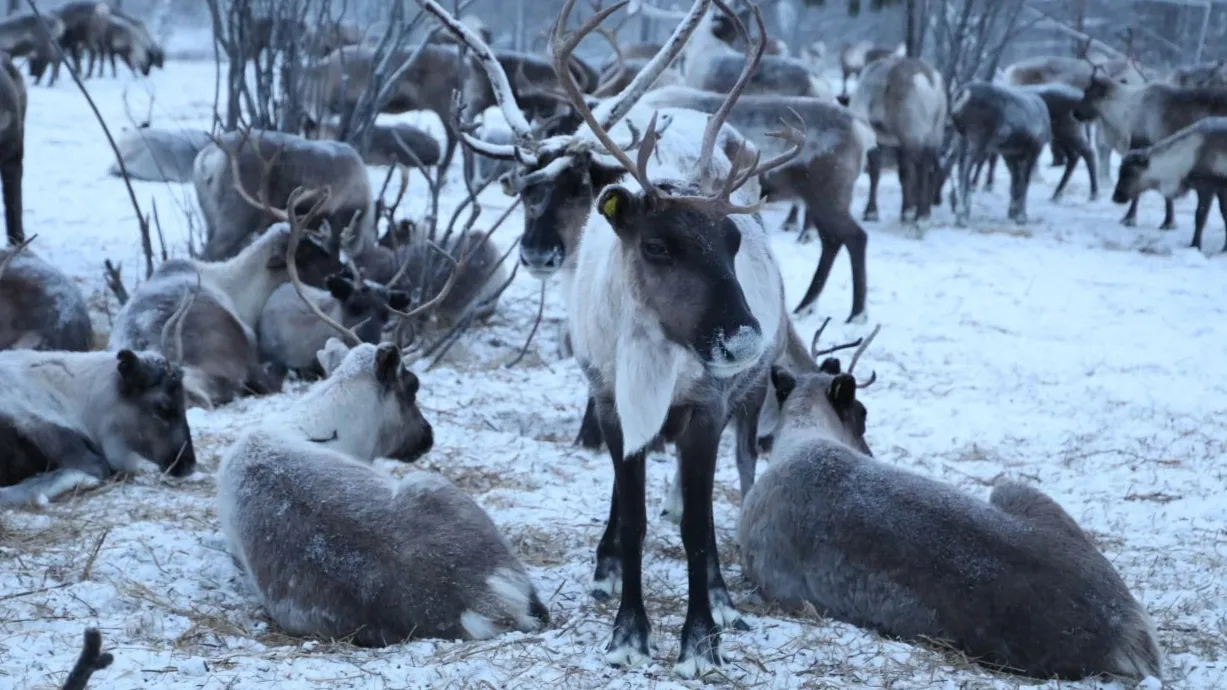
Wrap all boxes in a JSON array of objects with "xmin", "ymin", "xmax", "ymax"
[
  {"xmin": 1168, "ymin": 59, "xmax": 1227, "ymax": 89},
  {"xmin": 59, "ymin": 628, "xmax": 113, "ymax": 690},
  {"xmin": 306, "ymin": 21, "xmax": 362, "ymax": 58},
  {"xmin": 258, "ymin": 273, "xmax": 411, "ymax": 382},
  {"xmin": 108, "ymin": 223, "xmax": 333, "ymax": 409},
  {"xmin": 1113, "ymin": 117, "xmax": 1227, "ymax": 252},
  {"xmin": 47, "ymin": 2, "xmax": 110, "ymax": 84},
  {"xmin": 218, "ymin": 338, "xmax": 549, "ymax": 646},
  {"xmin": 109, "ymin": 127, "xmax": 212, "ymax": 183},
  {"xmin": 641, "ymin": 85, "xmax": 876, "ymax": 321},
  {"xmin": 838, "ymin": 40, "xmax": 905, "ymax": 103},
  {"xmin": 302, "ymin": 117, "xmax": 442, "ymax": 168},
  {"xmin": 0, "ymin": 239, "xmax": 92, "ymax": 352},
  {"xmin": 1075, "ymin": 74, "xmax": 1227, "ymax": 231},
  {"xmin": 0, "ymin": 50, "xmax": 24, "ymax": 247},
  {"xmin": 850, "ymin": 55, "xmax": 947, "ymax": 226},
  {"xmin": 193, "ymin": 129, "xmax": 375, "ymax": 261},
  {"xmin": 91, "ymin": 9, "xmax": 164, "ymax": 78},
  {"xmin": 949, "ymin": 82, "xmax": 1051, "ymax": 226},
  {"xmin": 0, "ymin": 345, "xmax": 196, "ymax": 506},
  {"xmin": 370, "ymin": 230, "xmax": 510, "ymax": 328},
  {"xmin": 0, "ymin": 13, "xmax": 64, "ymax": 85},
  {"xmin": 741, "ymin": 351, "xmax": 1163, "ymax": 681}
]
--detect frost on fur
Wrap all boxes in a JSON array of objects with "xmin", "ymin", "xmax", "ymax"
[{"xmin": 217, "ymin": 342, "xmax": 547, "ymax": 646}]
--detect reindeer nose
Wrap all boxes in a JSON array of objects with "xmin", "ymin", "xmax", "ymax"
[
  {"xmin": 169, "ymin": 440, "xmax": 197, "ymax": 477},
  {"xmin": 519, "ymin": 246, "xmax": 563, "ymax": 277}
]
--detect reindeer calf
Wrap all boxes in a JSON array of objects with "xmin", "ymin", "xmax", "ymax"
[
  {"xmin": 109, "ymin": 127, "xmax": 212, "ymax": 183},
  {"xmin": 741, "ymin": 364, "xmax": 1162, "ymax": 681},
  {"xmin": 0, "ymin": 243, "xmax": 91, "ymax": 352},
  {"xmin": 0, "ymin": 348, "xmax": 196, "ymax": 506},
  {"xmin": 218, "ymin": 340, "xmax": 548, "ymax": 646}
]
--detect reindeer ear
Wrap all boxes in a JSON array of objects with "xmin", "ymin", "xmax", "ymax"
[
  {"xmin": 819, "ymin": 357, "xmax": 842, "ymax": 375},
  {"xmin": 770, "ymin": 366, "xmax": 796, "ymax": 406},
  {"xmin": 316, "ymin": 337, "xmax": 349, "ymax": 377},
  {"xmin": 325, "ymin": 274, "xmax": 356, "ymax": 301},
  {"xmin": 596, "ymin": 185, "xmax": 640, "ymax": 240},
  {"xmin": 387, "ymin": 290, "xmax": 412, "ymax": 311},
  {"xmin": 116, "ymin": 350, "xmax": 150, "ymax": 394},
  {"xmin": 374, "ymin": 343, "xmax": 402, "ymax": 385},
  {"xmin": 827, "ymin": 373, "xmax": 857, "ymax": 410}
]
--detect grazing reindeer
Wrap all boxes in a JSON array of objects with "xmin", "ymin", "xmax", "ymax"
[
  {"xmin": 193, "ymin": 129, "xmax": 375, "ymax": 261},
  {"xmin": 0, "ymin": 344, "xmax": 196, "ymax": 506},
  {"xmin": 59, "ymin": 628, "xmax": 113, "ymax": 690},
  {"xmin": 47, "ymin": 1, "xmax": 109, "ymax": 84},
  {"xmin": 950, "ymin": 82, "xmax": 1051, "ymax": 226},
  {"xmin": 1076, "ymin": 74, "xmax": 1227, "ymax": 231},
  {"xmin": 0, "ymin": 51, "xmax": 23, "ymax": 247},
  {"xmin": 850, "ymin": 55, "xmax": 947, "ymax": 225},
  {"xmin": 0, "ymin": 13, "xmax": 64, "ymax": 85},
  {"xmin": 838, "ymin": 40, "xmax": 905, "ymax": 103},
  {"xmin": 108, "ymin": 223, "xmax": 333, "ymax": 408},
  {"xmin": 741, "ymin": 360, "xmax": 1163, "ymax": 681},
  {"xmin": 109, "ymin": 127, "xmax": 212, "ymax": 183},
  {"xmin": 302, "ymin": 117, "xmax": 442, "ymax": 168},
  {"xmin": 92, "ymin": 9, "xmax": 164, "ymax": 78},
  {"xmin": 218, "ymin": 338, "xmax": 549, "ymax": 646},
  {"xmin": 0, "ymin": 239, "xmax": 92, "ymax": 352},
  {"xmin": 258, "ymin": 273, "xmax": 411, "ymax": 381},
  {"xmin": 642, "ymin": 85, "xmax": 876, "ymax": 321},
  {"xmin": 1113, "ymin": 117, "xmax": 1227, "ymax": 252}
]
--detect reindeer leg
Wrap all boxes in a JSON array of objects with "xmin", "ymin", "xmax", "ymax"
[
  {"xmin": 1049, "ymin": 140, "xmax": 1066, "ymax": 167},
  {"xmin": 914, "ymin": 147, "xmax": 936, "ymax": 223},
  {"xmin": 1191, "ymin": 189, "xmax": 1211, "ymax": 250},
  {"xmin": 781, "ymin": 203, "xmax": 801, "ymax": 234},
  {"xmin": 792, "ymin": 219, "xmax": 842, "ymax": 317},
  {"xmin": 1052, "ymin": 145, "xmax": 1079, "ymax": 202},
  {"xmin": 897, "ymin": 148, "xmax": 915, "ymax": 224},
  {"xmin": 862, "ymin": 148, "xmax": 882, "ymax": 222},
  {"xmin": 1160, "ymin": 198, "xmax": 1177, "ymax": 231},
  {"xmin": 1014, "ymin": 151, "xmax": 1037, "ymax": 224},
  {"xmin": 1121, "ymin": 196, "xmax": 1140, "ymax": 227},
  {"xmin": 1218, "ymin": 187, "xmax": 1227, "ymax": 253},
  {"xmin": 1005, "ymin": 156, "xmax": 1024, "ymax": 222},
  {"xmin": 2, "ymin": 152, "xmax": 24, "ymax": 245},
  {"xmin": 574, "ymin": 396, "xmax": 604, "ymax": 450},
  {"xmin": 983, "ymin": 153, "xmax": 997, "ymax": 191}
]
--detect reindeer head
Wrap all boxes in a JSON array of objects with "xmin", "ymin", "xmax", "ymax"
[
  {"xmin": 324, "ymin": 273, "xmax": 411, "ymax": 345},
  {"xmin": 769, "ymin": 320, "xmax": 878, "ymax": 455},
  {"xmin": 256, "ymin": 222, "xmax": 339, "ymax": 287},
  {"xmin": 1112, "ymin": 150, "xmax": 1171, "ymax": 203},
  {"xmin": 1073, "ymin": 68, "xmax": 1116, "ymax": 122},
  {"xmin": 110, "ymin": 350, "xmax": 196, "ymax": 477},
  {"xmin": 314, "ymin": 340, "xmax": 434, "ymax": 462}
]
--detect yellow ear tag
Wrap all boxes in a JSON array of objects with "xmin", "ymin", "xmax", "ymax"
[{"xmin": 601, "ymin": 194, "xmax": 618, "ymax": 219}]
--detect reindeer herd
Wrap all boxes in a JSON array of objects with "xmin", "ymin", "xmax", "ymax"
[{"xmin": 12, "ymin": 0, "xmax": 1226, "ymax": 685}]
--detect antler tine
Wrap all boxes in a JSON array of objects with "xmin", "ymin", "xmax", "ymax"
[
  {"xmin": 696, "ymin": 0, "xmax": 766, "ymax": 187},
  {"xmin": 160, "ymin": 270, "xmax": 199, "ymax": 367},
  {"xmin": 417, "ymin": 0, "xmax": 538, "ymax": 160},
  {"xmin": 746, "ymin": 109, "xmax": 808, "ymax": 184},
  {"xmin": 845, "ymin": 323, "xmax": 880, "ymax": 376},
  {"xmin": 0, "ymin": 233, "xmax": 35, "ymax": 280},
  {"xmin": 809, "ymin": 316, "xmax": 832, "ymax": 359},
  {"xmin": 387, "ymin": 241, "xmax": 463, "ymax": 321},
  {"xmin": 284, "ymin": 186, "xmax": 362, "ymax": 348}
]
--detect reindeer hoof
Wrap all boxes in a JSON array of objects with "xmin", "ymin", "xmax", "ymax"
[
  {"xmin": 1160, "ymin": 221, "xmax": 1177, "ymax": 231},
  {"xmin": 862, "ymin": 210, "xmax": 879, "ymax": 222},
  {"xmin": 1120, "ymin": 216, "xmax": 1138, "ymax": 228},
  {"xmin": 796, "ymin": 230, "xmax": 814, "ymax": 244}
]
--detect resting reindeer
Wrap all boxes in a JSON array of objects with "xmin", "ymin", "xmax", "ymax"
[
  {"xmin": 740, "ymin": 353, "xmax": 1162, "ymax": 681},
  {"xmin": 950, "ymin": 82, "xmax": 1051, "ymax": 226},
  {"xmin": 838, "ymin": 40, "xmax": 905, "ymax": 103},
  {"xmin": 371, "ymin": 230, "xmax": 510, "ymax": 328},
  {"xmin": 850, "ymin": 55, "xmax": 947, "ymax": 226},
  {"xmin": 108, "ymin": 223, "xmax": 334, "ymax": 408},
  {"xmin": 109, "ymin": 127, "xmax": 212, "ymax": 183},
  {"xmin": 193, "ymin": 129, "xmax": 375, "ymax": 261},
  {"xmin": 302, "ymin": 117, "xmax": 441, "ymax": 168},
  {"xmin": 0, "ymin": 13, "xmax": 64, "ymax": 85},
  {"xmin": 0, "ymin": 50, "xmax": 25, "ymax": 246},
  {"xmin": 1113, "ymin": 117, "xmax": 1227, "ymax": 252},
  {"xmin": 218, "ymin": 338, "xmax": 549, "ymax": 646},
  {"xmin": 1076, "ymin": 73, "xmax": 1227, "ymax": 231},
  {"xmin": 0, "ymin": 344, "xmax": 196, "ymax": 506},
  {"xmin": 59, "ymin": 628, "xmax": 113, "ymax": 690},
  {"xmin": 0, "ymin": 238, "xmax": 92, "ymax": 352}
]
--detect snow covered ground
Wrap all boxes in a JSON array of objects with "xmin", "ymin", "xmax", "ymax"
[{"xmin": 2, "ymin": 59, "xmax": 1225, "ymax": 690}]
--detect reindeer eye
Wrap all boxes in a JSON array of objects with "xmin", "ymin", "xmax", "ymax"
[
  {"xmin": 641, "ymin": 239, "xmax": 670, "ymax": 263},
  {"xmin": 157, "ymin": 403, "xmax": 179, "ymax": 421}
]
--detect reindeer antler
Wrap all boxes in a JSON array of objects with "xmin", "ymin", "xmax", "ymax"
[
  {"xmin": 845, "ymin": 324, "xmax": 880, "ymax": 388},
  {"xmin": 0, "ymin": 234, "xmax": 35, "ymax": 282},
  {"xmin": 160, "ymin": 270, "xmax": 199, "ymax": 367},
  {"xmin": 809, "ymin": 318, "xmax": 880, "ymax": 389},
  {"xmin": 282, "ymin": 186, "xmax": 365, "ymax": 348}
]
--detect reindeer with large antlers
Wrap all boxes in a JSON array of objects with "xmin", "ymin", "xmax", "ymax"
[{"xmin": 424, "ymin": 0, "xmax": 805, "ymax": 675}]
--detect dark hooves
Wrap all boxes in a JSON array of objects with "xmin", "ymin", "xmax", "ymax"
[
  {"xmin": 590, "ymin": 588, "xmax": 612, "ymax": 603},
  {"xmin": 729, "ymin": 617, "xmax": 752, "ymax": 632}
]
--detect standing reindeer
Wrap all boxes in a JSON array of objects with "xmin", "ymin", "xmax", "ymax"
[
  {"xmin": 218, "ymin": 338, "xmax": 548, "ymax": 646},
  {"xmin": 0, "ymin": 239, "xmax": 92, "ymax": 352},
  {"xmin": 850, "ymin": 55, "xmax": 947, "ymax": 226},
  {"xmin": 0, "ymin": 50, "xmax": 24, "ymax": 246},
  {"xmin": 47, "ymin": 1, "xmax": 110, "ymax": 84},
  {"xmin": 0, "ymin": 13, "xmax": 64, "ymax": 85},
  {"xmin": 838, "ymin": 40, "xmax": 905, "ymax": 103},
  {"xmin": 91, "ymin": 9, "xmax": 164, "ymax": 78},
  {"xmin": 741, "ymin": 354, "xmax": 1162, "ymax": 681}
]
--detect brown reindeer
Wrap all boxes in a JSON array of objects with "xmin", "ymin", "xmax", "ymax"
[{"xmin": 0, "ymin": 51, "xmax": 24, "ymax": 246}]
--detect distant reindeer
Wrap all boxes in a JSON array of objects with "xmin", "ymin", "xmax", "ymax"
[
  {"xmin": 0, "ymin": 13, "xmax": 64, "ymax": 85},
  {"xmin": 0, "ymin": 239, "xmax": 92, "ymax": 352},
  {"xmin": 741, "ymin": 358, "xmax": 1162, "ymax": 681},
  {"xmin": 306, "ymin": 21, "xmax": 362, "ymax": 57},
  {"xmin": 59, "ymin": 628, "xmax": 113, "ymax": 690},
  {"xmin": 91, "ymin": 9, "xmax": 164, "ymax": 78},
  {"xmin": 0, "ymin": 346, "xmax": 196, "ymax": 506},
  {"xmin": 47, "ymin": 1, "xmax": 110, "ymax": 84},
  {"xmin": 218, "ymin": 338, "xmax": 550, "ymax": 646},
  {"xmin": 850, "ymin": 55, "xmax": 947, "ymax": 225},
  {"xmin": 838, "ymin": 40, "xmax": 905, "ymax": 102},
  {"xmin": 0, "ymin": 51, "xmax": 24, "ymax": 246},
  {"xmin": 1113, "ymin": 117, "xmax": 1227, "ymax": 252},
  {"xmin": 258, "ymin": 273, "xmax": 410, "ymax": 381},
  {"xmin": 108, "ymin": 224, "xmax": 333, "ymax": 408},
  {"xmin": 950, "ymin": 82, "xmax": 1051, "ymax": 226},
  {"xmin": 302, "ymin": 117, "xmax": 442, "ymax": 168},
  {"xmin": 642, "ymin": 85, "xmax": 875, "ymax": 321},
  {"xmin": 108, "ymin": 127, "xmax": 212, "ymax": 183},
  {"xmin": 193, "ymin": 129, "xmax": 376, "ymax": 261},
  {"xmin": 1168, "ymin": 59, "xmax": 1227, "ymax": 89},
  {"xmin": 1075, "ymin": 73, "xmax": 1227, "ymax": 231}
]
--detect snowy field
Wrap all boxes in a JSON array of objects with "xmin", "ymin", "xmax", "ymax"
[{"xmin": 2, "ymin": 58, "xmax": 1226, "ymax": 690}]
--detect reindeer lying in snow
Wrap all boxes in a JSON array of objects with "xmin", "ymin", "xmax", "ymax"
[
  {"xmin": 108, "ymin": 223, "xmax": 334, "ymax": 409},
  {"xmin": 1113, "ymin": 117, "xmax": 1227, "ymax": 252},
  {"xmin": 109, "ymin": 127, "xmax": 212, "ymax": 183},
  {"xmin": 302, "ymin": 118, "xmax": 442, "ymax": 168},
  {"xmin": 60, "ymin": 628, "xmax": 113, "ymax": 690},
  {"xmin": 0, "ymin": 347, "xmax": 196, "ymax": 506},
  {"xmin": 0, "ymin": 240, "xmax": 92, "ymax": 352},
  {"xmin": 218, "ymin": 339, "xmax": 549, "ymax": 646},
  {"xmin": 741, "ymin": 352, "xmax": 1163, "ymax": 681}
]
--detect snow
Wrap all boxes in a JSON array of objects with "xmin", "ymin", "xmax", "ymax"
[{"xmin": 2, "ymin": 59, "xmax": 1226, "ymax": 690}]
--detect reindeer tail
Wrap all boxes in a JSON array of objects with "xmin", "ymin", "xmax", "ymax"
[{"xmin": 1107, "ymin": 601, "xmax": 1163, "ymax": 680}]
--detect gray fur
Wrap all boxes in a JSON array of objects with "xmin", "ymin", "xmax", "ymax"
[
  {"xmin": 92, "ymin": 9, "xmax": 161, "ymax": 78},
  {"xmin": 0, "ymin": 348, "xmax": 196, "ymax": 506},
  {"xmin": 740, "ymin": 368, "xmax": 1162, "ymax": 681},
  {"xmin": 0, "ymin": 13, "xmax": 63, "ymax": 84},
  {"xmin": 0, "ymin": 246, "xmax": 91, "ymax": 352},
  {"xmin": 108, "ymin": 127, "xmax": 211, "ymax": 183},
  {"xmin": 45, "ymin": 1, "xmax": 109, "ymax": 86},
  {"xmin": 1168, "ymin": 60, "xmax": 1227, "ymax": 89},
  {"xmin": 681, "ymin": 8, "xmax": 828, "ymax": 99},
  {"xmin": 217, "ymin": 341, "xmax": 548, "ymax": 646},
  {"xmin": 950, "ymin": 82, "xmax": 1051, "ymax": 226},
  {"xmin": 838, "ymin": 40, "xmax": 905, "ymax": 97},
  {"xmin": 303, "ymin": 119, "xmax": 441, "ymax": 168},
  {"xmin": 850, "ymin": 56, "xmax": 947, "ymax": 224},
  {"xmin": 0, "ymin": 50, "xmax": 25, "ymax": 246},
  {"xmin": 192, "ymin": 129, "xmax": 375, "ymax": 262}
]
